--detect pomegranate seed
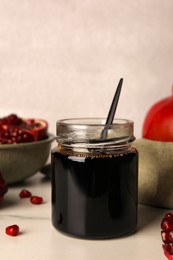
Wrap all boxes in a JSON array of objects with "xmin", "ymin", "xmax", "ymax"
[
  {"xmin": 19, "ymin": 189, "xmax": 32, "ymax": 198},
  {"xmin": 165, "ymin": 213, "xmax": 173, "ymax": 220},
  {"xmin": 163, "ymin": 243, "xmax": 173, "ymax": 253},
  {"xmin": 30, "ymin": 195, "xmax": 43, "ymax": 205},
  {"xmin": 162, "ymin": 231, "xmax": 172, "ymax": 244},
  {"xmin": 161, "ymin": 218, "xmax": 173, "ymax": 231},
  {"xmin": 170, "ymin": 232, "xmax": 173, "ymax": 242},
  {"xmin": 5, "ymin": 224, "xmax": 20, "ymax": 236}
]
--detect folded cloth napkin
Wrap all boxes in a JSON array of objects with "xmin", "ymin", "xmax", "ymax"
[{"xmin": 134, "ymin": 138, "xmax": 173, "ymax": 209}]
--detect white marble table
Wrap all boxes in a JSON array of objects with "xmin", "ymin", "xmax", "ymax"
[{"xmin": 0, "ymin": 173, "xmax": 167, "ymax": 260}]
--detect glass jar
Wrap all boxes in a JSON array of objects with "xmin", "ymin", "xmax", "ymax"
[{"xmin": 51, "ymin": 118, "xmax": 138, "ymax": 239}]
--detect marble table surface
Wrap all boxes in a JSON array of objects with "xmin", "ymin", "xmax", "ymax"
[{"xmin": 0, "ymin": 173, "xmax": 168, "ymax": 260}]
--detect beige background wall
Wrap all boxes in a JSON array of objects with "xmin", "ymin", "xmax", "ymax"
[{"xmin": 0, "ymin": 0, "xmax": 173, "ymax": 137}]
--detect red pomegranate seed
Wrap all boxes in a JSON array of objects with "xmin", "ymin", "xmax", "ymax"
[
  {"xmin": 19, "ymin": 189, "xmax": 32, "ymax": 198},
  {"xmin": 162, "ymin": 231, "xmax": 172, "ymax": 244},
  {"xmin": 163, "ymin": 243, "xmax": 173, "ymax": 254},
  {"xmin": 5, "ymin": 224, "xmax": 20, "ymax": 236},
  {"xmin": 163, "ymin": 244, "xmax": 173, "ymax": 258},
  {"xmin": 162, "ymin": 218, "xmax": 173, "ymax": 231},
  {"xmin": 165, "ymin": 213, "xmax": 173, "ymax": 220},
  {"xmin": 170, "ymin": 232, "xmax": 173, "ymax": 242},
  {"xmin": 30, "ymin": 195, "xmax": 43, "ymax": 205}
]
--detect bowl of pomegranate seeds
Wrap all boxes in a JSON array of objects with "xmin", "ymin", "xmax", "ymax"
[{"xmin": 0, "ymin": 114, "xmax": 55, "ymax": 184}]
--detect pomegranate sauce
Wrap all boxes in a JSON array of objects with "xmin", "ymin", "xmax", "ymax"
[{"xmin": 51, "ymin": 148, "xmax": 138, "ymax": 239}]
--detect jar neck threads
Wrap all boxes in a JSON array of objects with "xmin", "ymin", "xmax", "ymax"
[{"xmin": 56, "ymin": 118, "xmax": 135, "ymax": 154}]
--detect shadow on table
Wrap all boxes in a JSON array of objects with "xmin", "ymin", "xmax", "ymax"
[
  {"xmin": 0, "ymin": 197, "xmax": 17, "ymax": 209},
  {"xmin": 137, "ymin": 204, "xmax": 166, "ymax": 231}
]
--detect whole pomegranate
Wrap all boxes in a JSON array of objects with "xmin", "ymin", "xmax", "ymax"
[
  {"xmin": 0, "ymin": 173, "xmax": 8, "ymax": 202},
  {"xmin": 0, "ymin": 114, "xmax": 48, "ymax": 144},
  {"xmin": 143, "ymin": 88, "xmax": 173, "ymax": 141}
]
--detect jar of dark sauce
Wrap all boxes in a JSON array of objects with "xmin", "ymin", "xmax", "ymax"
[{"xmin": 51, "ymin": 118, "xmax": 138, "ymax": 239}]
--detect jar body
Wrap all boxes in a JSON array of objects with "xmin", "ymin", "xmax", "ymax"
[{"xmin": 51, "ymin": 118, "xmax": 138, "ymax": 239}]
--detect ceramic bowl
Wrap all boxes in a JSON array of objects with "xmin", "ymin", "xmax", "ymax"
[{"xmin": 0, "ymin": 133, "xmax": 55, "ymax": 184}]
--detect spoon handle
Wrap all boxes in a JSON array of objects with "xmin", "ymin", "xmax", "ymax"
[{"xmin": 101, "ymin": 78, "xmax": 123, "ymax": 140}]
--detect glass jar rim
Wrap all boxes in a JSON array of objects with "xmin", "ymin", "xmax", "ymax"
[
  {"xmin": 56, "ymin": 118, "xmax": 135, "ymax": 150},
  {"xmin": 56, "ymin": 118, "xmax": 133, "ymax": 127}
]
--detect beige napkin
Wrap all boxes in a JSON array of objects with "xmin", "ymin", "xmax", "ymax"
[{"xmin": 134, "ymin": 138, "xmax": 173, "ymax": 208}]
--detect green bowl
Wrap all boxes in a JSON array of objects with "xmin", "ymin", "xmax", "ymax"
[{"xmin": 0, "ymin": 133, "xmax": 55, "ymax": 184}]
